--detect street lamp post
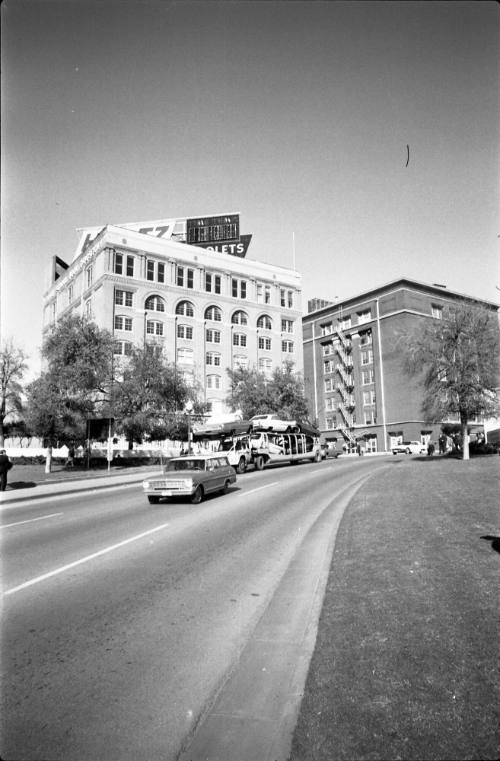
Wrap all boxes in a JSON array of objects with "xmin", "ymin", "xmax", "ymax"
[{"xmin": 184, "ymin": 400, "xmax": 194, "ymax": 454}]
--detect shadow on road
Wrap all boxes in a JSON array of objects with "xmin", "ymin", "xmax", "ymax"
[{"xmin": 7, "ymin": 481, "xmax": 37, "ymax": 490}]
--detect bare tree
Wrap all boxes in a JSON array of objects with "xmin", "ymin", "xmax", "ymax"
[
  {"xmin": 0, "ymin": 340, "xmax": 28, "ymax": 447},
  {"xmin": 404, "ymin": 301, "xmax": 500, "ymax": 460}
]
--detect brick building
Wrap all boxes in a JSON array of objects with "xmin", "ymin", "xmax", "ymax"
[
  {"xmin": 42, "ymin": 213, "xmax": 303, "ymax": 418},
  {"xmin": 303, "ymin": 278, "xmax": 498, "ymax": 453}
]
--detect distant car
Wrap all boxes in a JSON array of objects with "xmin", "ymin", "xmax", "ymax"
[
  {"xmin": 250, "ymin": 414, "xmax": 299, "ymax": 432},
  {"xmin": 320, "ymin": 442, "xmax": 339, "ymax": 459},
  {"xmin": 142, "ymin": 453, "xmax": 237, "ymax": 504},
  {"xmin": 392, "ymin": 440, "xmax": 426, "ymax": 455}
]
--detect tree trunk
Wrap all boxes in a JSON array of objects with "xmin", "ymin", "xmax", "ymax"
[
  {"xmin": 460, "ymin": 415, "xmax": 470, "ymax": 461},
  {"xmin": 45, "ymin": 446, "xmax": 53, "ymax": 473}
]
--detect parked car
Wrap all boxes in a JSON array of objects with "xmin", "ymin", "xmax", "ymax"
[
  {"xmin": 392, "ymin": 440, "xmax": 426, "ymax": 455},
  {"xmin": 142, "ymin": 453, "xmax": 237, "ymax": 504},
  {"xmin": 193, "ymin": 419, "xmax": 251, "ymax": 438},
  {"xmin": 250, "ymin": 414, "xmax": 299, "ymax": 432}
]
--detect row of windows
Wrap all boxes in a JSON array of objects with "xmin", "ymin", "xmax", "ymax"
[
  {"xmin": 114, "ymin": 316, "xmax": 295, "ymax": 352},
  {"xmin": 115, "ymin": 291, "xmax": 295, "ymax": 331},
  {"xmin": 320, "ymin": 310, "xmax": 372, "ymax": 334},
  {"xmin": 111, "ymin": 254, "xmax": 296, "ymax": 307}
]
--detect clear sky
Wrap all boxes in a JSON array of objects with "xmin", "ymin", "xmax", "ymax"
[{"xmin": 1, "ymin": 0, "xmax": 499, "ymax": 378}]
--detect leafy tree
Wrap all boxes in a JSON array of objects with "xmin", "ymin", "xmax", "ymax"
[
  {"xmin": 226, "ymin": 361, "xmax": 311, "ymax": 421},
  {"xmin": 0, "ymin": 340, "xmax": 28, "ymax": 446},
  {"xmin": 25, "ymin": 316, "xmax": 114, "ymax": 470},
  {"xmin": 404, "ymin": 301, "xmax": 500, "ymax": 460},
  {"xmin": 111, "ymin": 346, "xmax": 206, "ymax": 445}
]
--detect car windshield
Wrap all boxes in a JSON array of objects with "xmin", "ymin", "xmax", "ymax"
[{"xmin": 166, "ymin": 459, "xmax": 205, "ymax": 471}]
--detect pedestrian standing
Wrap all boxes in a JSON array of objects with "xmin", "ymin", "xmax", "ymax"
[
  {"xmin": 427, "ymin": 441, "xmax": 435, "ymax": 456},
  {"xmin": 0, "ymin": 449, "xmax": 13, "ymax": 491}
]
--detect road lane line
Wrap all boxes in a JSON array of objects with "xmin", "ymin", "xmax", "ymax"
[
  {"xmin": 1, "ymin": 512, "xmax": 63, "ymax": 529},
  {"xmin": 4, "ymin": 522, "xmax": 171, "ymax": 596},
  {"xmin": 237, "ymin": 482, "xmax": 279, "ymax": 497}
]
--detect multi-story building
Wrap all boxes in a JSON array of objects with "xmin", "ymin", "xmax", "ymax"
[
  {"xmin": 42, "ymin": 213, "xmax": 303, "ymax": 417},
  {"xmin": 303, "ymin": 278, "xmax": 499, "ymax": 453}
]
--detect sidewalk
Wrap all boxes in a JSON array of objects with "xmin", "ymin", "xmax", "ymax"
[
  {"xmin": 289, "ymin": 456, "xmax": 499, "ymax": 761},
  {"xmin": 0, "ymin": 463, "xmax": 161, "ymax": 504}
]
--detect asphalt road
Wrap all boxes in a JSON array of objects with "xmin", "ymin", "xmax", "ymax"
[{"xmin": 1, "ymin": 456, "xmax": 389, "ymax": 761}]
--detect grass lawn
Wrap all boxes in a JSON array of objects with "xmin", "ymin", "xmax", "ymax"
[{"xmin": 290, "ymin": 456, "xmax": 499, "ymax": 761}]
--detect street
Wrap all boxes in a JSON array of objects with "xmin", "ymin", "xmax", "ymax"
[{"xmin": 1, "ymin": 457, "xmax": 388, "ymax": 761}]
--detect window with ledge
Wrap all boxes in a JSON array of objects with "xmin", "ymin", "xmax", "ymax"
[
  {"xmin": 233, "ymin": 355, "xmax": 248, "ymax": 369},
  {"xmin": 324, "ymin": 360, "xmax": 334, "ymax": 374},
  {"xmin": 361, "ymin": 349, "xmax": 373, "ymax": 365},
  {"xmin": 281, "ymin": 319, "xmax": 294, "ymax": 333},
  {"xmin": 324, "ymin": 378, "xmax": 334, "ymax": 393},
  {"xmin": 177, "ymin": 324, "xmax": 193, "ymax": 340},
  {"xmin": 432, "ymin": 304, "xmax": 443, "ymax": 319},
  {"xmin": 206, "ymin": 374, "xmax": 221, "ymax": 390},
  {"xmin": 360, "ymin": 332, "xmax": 373, "ymax": 346},
  {"xmin": 231, "ymin": 310, "xmax": 248, "ymax": 326},
  {"xmin": 147, "ymin": 260, "xmax": 165, "ymax": 283},
  {"xmin": 325, "ymin": 397, "xmax": 336, "ymax": 411},
  {"xmin": 177, "ymin": 266, "xmax": 194, "ymax": 289},
  {"xmin": 205, "ymin": 306, "xmax": 222, "ymax": 322},
  {"xmin": 177, "ymin": 347, "xmax": 193, "ymax": 366},
  {"xmin": 325, "ymin": 416, "xmax": 336, "ymax": 429},
  {"xmin": 364, "ymin": 410, "xmax": 377, "ymax": 425},
  {"xmin": 206, "ymin": 351, "xmax": 221, "ymax": 367},
  {"xmin": 233, "ymin": 333, "xmax": 247, "ymax": 347},
  {"xmin": 86, "ymin": 266, "xmax": 93, "ymax": 289},
  {"xmin": 114, "ymin": 315, "xmax": 133, "ymax": 332},
  {"xmin": 258, "ymin": 337, "xmax": 271, "ymax": 351},
  {"xmin": 114, "ymin": 252, "xmax": 134, "ymax": 277},
  {"xmin": 338, "ymin": 316, "xmax": 351, "ymax": 330},
  {"xmin": 232, "ymin": 278, "xmax": 247, "ymax": 299},
  {"xmin": 258, "ymin": 357, "xmax": 272, "ymax": 376},
  {"xmin": 322, "ymin": 343, "xmax": 334, "ymax": 356},
  {"xmin": 206, "ymin": 329, "xmax": 221, "ymax": 343},
  {"xmin": 147, "ymin": 320, "xmax": 163, "ymax": 336},
  {"xmin": 257, "ymin": 284, "xmax": 272, "ymax": 304},
  {"xmin": 362, "ymin": 369, "xmax": 375, "ymax": 385},
  {"xmin": 85, "ymin": 299, "xmax": 92, "ymax": 319},
  {"xmin": 321, "ymin": 322, "xmax": 333, "ymax": 336},
  {"xmin": 175, "ymin": 300, "xmax": 194, "ymax": 317},
  {"xmin": 205, "ymin": 273, "xmax": 221, "ymax": 294},
  {"xmin": 280, "ymin": 288, "xmax": 293, "ymax": 308},
  {"xmin": 145, "ymin": 295, "xmax": 165, "ymax": 312},
  {"xmin": 357, "ymin": 309, "xmax": 372, "ymax": 324},
  {"xmin": 257, "ymin": 315, "xmax": 272, "ymax": 330},
  {"xmin": 114, "ymin": 340, "xmax": 132, "ymax": 356},
  {"xmin": 115, "ymin": 289, "xmax": 133, "ymax": 307},
  {"xmin": 363, "ymin": 389, "xmax": 376, "ymax": 406},
  {"xmin": 281, "ymin": 340, "xmax": 294, "ymax": 353}
]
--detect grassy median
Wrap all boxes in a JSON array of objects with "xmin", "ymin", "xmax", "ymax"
[{"xmin": 290, "ymin": 456, "xmax": 499, "ymax": 761}]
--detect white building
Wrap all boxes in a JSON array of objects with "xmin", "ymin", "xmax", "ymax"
[{"xmin": 43, "ymin": 213, "xmax": 303, "ymax": 417}]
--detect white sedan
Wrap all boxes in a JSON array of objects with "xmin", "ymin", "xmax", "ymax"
[
  {"xmin": 250, "ymin": 414, "xmax": 299, "ymax": 432},
  {"xmin": 392, "ymin": 440, "xmax": 427, "ymax": 455}
]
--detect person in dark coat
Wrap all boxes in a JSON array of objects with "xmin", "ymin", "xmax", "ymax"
[{"xmin": 0, "ymin": 449, "xmax": 13, "ymax": 491}]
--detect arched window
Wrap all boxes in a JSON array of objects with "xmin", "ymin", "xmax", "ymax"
[
  {"xmin": 206, "ymin": 374, "xmax": 222, "ymax": 390},
  {"xmin": 145, "ymin": 295, "xmax": 165, "ymax": 312},
  {"xmin": 231, "ymin": 310, "xmax": 248, "ymax": 326},
  {"xmin": 176, "ymin": 300, "xmax": 195, "ymax": 317},
  {"xmin": 257, "ymin": 314, "xmax": 272, "ymax": 330},
  {"xmin": 205, "ymin": 305, "xmax": 222, "ymax": 322}
]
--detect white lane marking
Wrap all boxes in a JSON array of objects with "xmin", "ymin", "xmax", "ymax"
[
  {"xmin": 4, "ymin": 522, "xmax": 171, "ymax": 596},
  {"xmin": 1, "ymin": 512, "xmax": 63, "ymax": 529},
  {"xmin": 238, "ymin": 482, "xmax": 279, "ymax": 497}
]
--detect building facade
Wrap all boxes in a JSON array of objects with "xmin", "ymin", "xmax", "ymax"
[
  {"xmin": 303, "ymin": 278, "xmax": 498, "ymax": 453},
  {"xmin": 42, "ymin": 214, "xmax": 303, "ymax": 417}
]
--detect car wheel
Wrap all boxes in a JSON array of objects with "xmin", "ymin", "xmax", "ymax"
[
  {"xmin": 148, "ymin": 496, "xmax": 160, "ymax": 504},
  {"xmin": 254, "ymin": 455, "xmax": 264, "ymax": 470},
  {"xmin": 314, "ymin": 450, "xmax": 322, "ymax": 462},
  {"xmin": 190, "ymin": 486, "xmax": 204, "ymax": 504},
  {"xmin": 405, "ymin": 448, "xmax": 411, "ymax": 455},
  {"xmin": 237, "ymin": 457, "xmax": 246, "ymax": 474},
  {"xmin": 223, "ymin": 479, "xmax": 231, "ymax": 493}
]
